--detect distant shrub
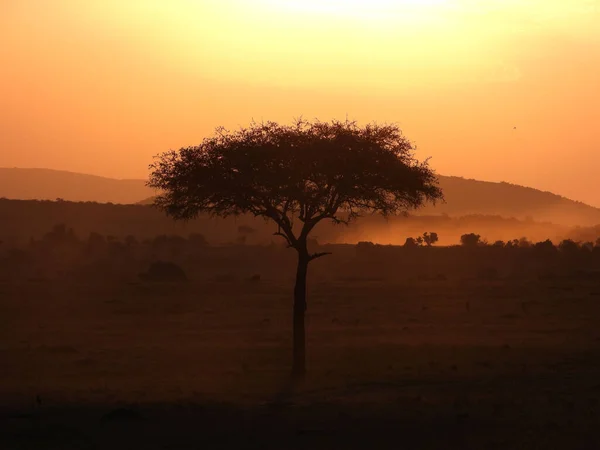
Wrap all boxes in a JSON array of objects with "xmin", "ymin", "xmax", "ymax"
[
  {"xmin": 423, "ymin": 232, "xmax": 439, "ymax": 246},
  {"xmin": 504, "ymin": 239, "xmax": 520, "ymax": 249},
  {"xmin": 518, "ymin": 237, "xmax": 532, "ymax": 248},
  {"xmin": 582, "ymin": 241, "xmax": 594, "ymax": 252},
  {"xmin": 356, "ymin": 241, "xmax": 376, "ymax": 255},
  {"xmin": 139, "ymin": 261, "xmax": 187, "ymax": 282},
  {"xmin": 43, "ymin": 223, "xmax": 79, "ymax": 245},
  {"xmin": 533, "ymin": 239, "xmax": 556, "ymax": 255},
  {"xmin": 403, "ymin": 237, "xmax": 418, "ymax": 248},
  {"xmin": 558, "ymin": 239, "xmax": 580, "ymax": 255},
  {"xmin": 460, "ymin": 233, "xmax": 481, "ymax": 247}
]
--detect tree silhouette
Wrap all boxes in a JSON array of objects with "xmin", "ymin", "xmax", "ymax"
[
  {"xmin": 148, "ymin": 119, "xmax": 443, "ymax": 378},
  {"xmin": 460, "ymin": 233, "xmax": 481, "ymax": 247},
  {"xmin": 404, "ymin": 237, "xmax": 418, "ymax": 248},
  {"xmin": 533, "ymin": 239, "xmax": 556, "ymax": 256},
  {"xmin": 558, "ymin": 239, "xmax": 580, "ymax": 255},
  {"xmin": 422, "ymin": 232, "xmax": 439, "ymax": 246}
]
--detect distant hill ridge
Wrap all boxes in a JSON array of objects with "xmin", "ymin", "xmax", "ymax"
[
  {"xmin": 0, "ymin": 168, "xmax": 156, "ymax": 205},
  {"xmin": 1, "ymin": 168, "xmax": 599, "ymax": 227},
  {"xmin": 421, "ymin": 176, "xmax": 600, "ymax": 226}
]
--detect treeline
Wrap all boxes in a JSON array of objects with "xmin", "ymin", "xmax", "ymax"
[
  {"xmin": 0, "ymin": 223, "xmax": 296, "ymax": 283},
  {"xmin": 0, "ymin": 198, "xmax": 588, "ymax": 247},
  {"xmin": 355, "ymin": 233, "xmax": 600, "ymax": 282},
  {"xmin": 395, "ymin": 231, "xmax": 600, "ymax": 251},
  {"xmin": 358, "ymin": 231, "xmax": 600, "ymax": 257},
  {"xmin": 2, "ymin": 224, "xmax": 600, "ymax": 284}
]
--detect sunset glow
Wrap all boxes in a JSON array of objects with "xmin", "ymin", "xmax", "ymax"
[
  {"xmin": 0, "ymin": 0, "xmax": 599, "ymax": 204},
  {"xmin": 268, "ymin": 0, "xmax": 450, "ymax": 19}
]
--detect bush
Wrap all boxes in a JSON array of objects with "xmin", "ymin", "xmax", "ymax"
[
  {"xmin": 404, "ymin": 237, "xmax": 418, "ymax": 248},
  {"xmin": 558, "ymin": 239, "xmax": 580, "ymax": 255},
  {"xmin": 460, "ymin": 233, "xmax": 481, "ymax": 247},
  {"xmin": 423, "ymin": 232, "xmax": 439, "ymax": 246},
  {"xmin": 533, "ymin": 239, "xmax": 557, "ymax": 255},
  {"xmin": 356, "ymin": 241, "xmax": 376, "ymax": 255}
]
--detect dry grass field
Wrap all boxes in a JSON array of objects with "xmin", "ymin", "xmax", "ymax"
[{"xmin": 3, "ymin": 249, "xmax": 600, "ymax": 449}]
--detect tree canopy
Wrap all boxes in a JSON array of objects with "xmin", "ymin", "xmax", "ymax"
[{"xmin": 148, "ymin": 119, "xmax": 443, "ymax": 251}]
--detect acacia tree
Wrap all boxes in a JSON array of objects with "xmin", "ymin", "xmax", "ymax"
[
  {"xmin": 423, "ymin": 232, "xmax": 439, "ymax": 246},
  {"xmin": 148, "ymin": 119, "xmax": 443, "ymax": 378}
]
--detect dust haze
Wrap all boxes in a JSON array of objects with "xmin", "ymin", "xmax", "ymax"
[
  {"xmin": 3, "ymin": 169, "xmax": 600, "ymax": 448},
  {"xmin": 3, "ymin": 0, "xmax": 600, "ymax": 444}
]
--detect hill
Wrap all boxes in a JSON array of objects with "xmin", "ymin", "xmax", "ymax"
[
  {"xmin": 0, "ymin": 168, "xmax": 155, "ymax": 204},
  {"xmin": 424, "ymin": 176, "xmax": 600, "ymax": 226},
  {"xmin": 138, "ymin": 176, "xmax": 600, "ymax": 227},
  {"xmin": 2, "ymin": 168, "xmax": 600, "ymax": 226}
]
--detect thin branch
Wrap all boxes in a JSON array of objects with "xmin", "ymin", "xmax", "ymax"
[{"xmin": 309, "ymin": 251, "xmax": 332, "ymax": 261}]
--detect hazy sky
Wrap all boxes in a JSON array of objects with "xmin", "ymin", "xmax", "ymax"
[{"xmin": 1, "ymin": 0, "xmax": 599, "ymax": 205}]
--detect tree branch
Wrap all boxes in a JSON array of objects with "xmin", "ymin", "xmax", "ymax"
[
  {"xmin": 309, "ymin": 251, "xmax": 332, "ymax": 261},
  {"xmin": 265, "ymin": 204, "xmax": 298, "ymax": 248}
]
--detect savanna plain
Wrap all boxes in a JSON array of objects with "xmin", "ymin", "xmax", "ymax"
[{"xmin": 3, "ymin": 240, "xmax": 600, "ymax": 449}]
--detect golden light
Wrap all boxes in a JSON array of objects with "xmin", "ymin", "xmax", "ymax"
[
  {"xmin": 276, "ymin": 0, "xmax": 448, "ymax": 12},
  {"xmin": 266, "ymin": 0, "xmax": 452, "ymax": 24}
]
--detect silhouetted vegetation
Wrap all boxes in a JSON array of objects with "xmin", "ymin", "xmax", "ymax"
[
  {"xmin": 148, "ymin": 119, "xmax": 443, "ymax": 377},
  {"xmin": 3, "ymin": 223, "xmax": 600, "ymax": 286},
  {"xmin": 4, "ymin": 221, "xmax": 600, "ymax": 448},
  {"xmin": 4, "ymin": 197, "xmax": 599, "ymax": 249},
  {"xmin": 423, "ymin": 231, "xmax": 439, "ymax": 246},
  {"xmin": 460, "ymin": 232, "xmax": 482, "ymax": 247}
]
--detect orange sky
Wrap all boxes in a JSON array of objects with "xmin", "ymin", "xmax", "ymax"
[{"xmin": 1, "ymin": 0, "xmax": 599, "ymax": 205}]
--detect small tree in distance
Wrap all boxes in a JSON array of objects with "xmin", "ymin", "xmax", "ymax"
[
  {"xmin": 423, "ymin": 232, "xmax": 439, "ymax": 246},
  {"xmin": 148, "ymin": 118, "xmax": 443, "ymax": 378},
  {"xmin": 460, "ymin": 233, "xmax": 481, "ymax": 247},
  {"xmin": 404, "ymin": 237, "xmax": 418, "ymax": 248}
]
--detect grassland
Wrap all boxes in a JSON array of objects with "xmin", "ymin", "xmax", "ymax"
[{"xmin": 2, "ymin": 247, "xmax": 600, "ymax": 449}]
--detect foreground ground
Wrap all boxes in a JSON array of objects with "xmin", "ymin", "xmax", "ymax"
[{"xmin": 3, "ymin": 264, "xmax": 600, "ymax": 449}]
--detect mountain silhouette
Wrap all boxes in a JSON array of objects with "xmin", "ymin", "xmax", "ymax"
[
  {"xmin": 1, "ymin": 168, "xmax": 599, "ymax": 226},
  {"xmin": 0, "ymin": 168, "xmax": 156, "ymax": 205},
  {"xmin": 422, "ymin": 176, "xmax": 600, "ymax": 226}
]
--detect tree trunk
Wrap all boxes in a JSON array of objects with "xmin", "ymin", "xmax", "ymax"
[{"xmin": 292, "ymin": 252, "xmax": 309, "ymax": 379}]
